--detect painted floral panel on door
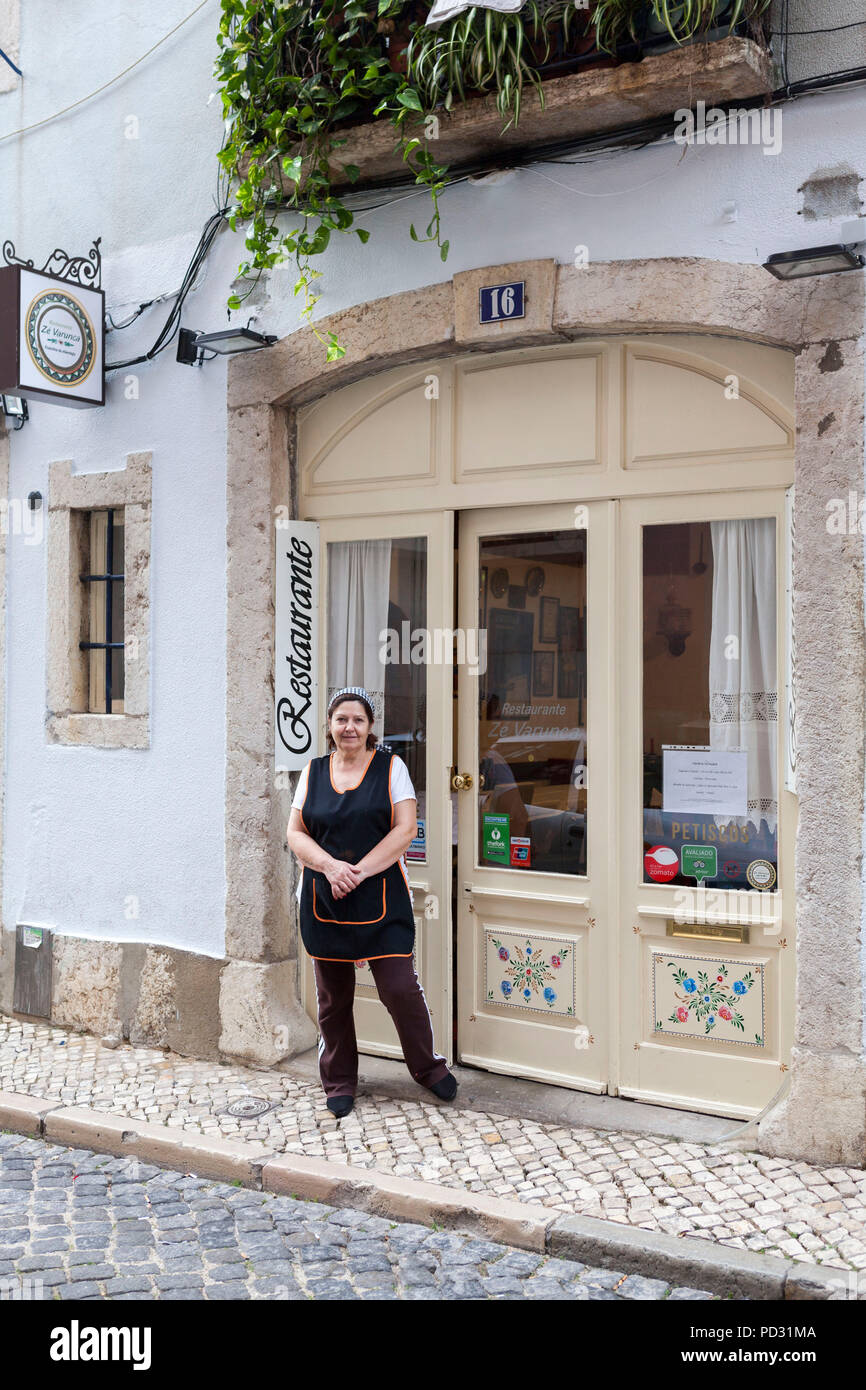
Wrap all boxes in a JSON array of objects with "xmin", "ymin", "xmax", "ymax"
[
  {"xmin": 484, "ymin": 930, "xmax": 576, "ymax": 1017},
  {"xmin": 651, "ymin": 951, "xmax": 765, "ymax": 1047}
]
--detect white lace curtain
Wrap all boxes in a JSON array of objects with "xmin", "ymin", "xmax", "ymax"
[
  {"xmin": 709, "ymin": 518, "xmax": 778, "ymax": 834},
  {"xmin": 327, "ymin": 540, "xmax": 392, "ymax": 740}
]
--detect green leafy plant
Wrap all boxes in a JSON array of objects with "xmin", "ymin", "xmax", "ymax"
[
  {"xmin": 407, "ymin": 1, "xmax": 593, "ymax": 130},
  {"xmin": 591, "ymin": 0, "xmax": 772, "ymax": 53},
  {"xmin": 216, "ymin": 0, "xmax": 449, "ymax": 360}
]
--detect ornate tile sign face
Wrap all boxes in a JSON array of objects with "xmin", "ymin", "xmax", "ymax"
[
  {"xmin": 652, "ymin": 951, "xmax": 765, "ymax": 1048},
  {"xmin": 485, "ymin": 930, "xmax": 576, "ymax": 1017},
  {"xmin": 25, "ymin": 286, "xmax": 96, "ymax": 387},
  {"xmin": 0, "ymin": 266, "xmax": 105, "ymax": 407}
]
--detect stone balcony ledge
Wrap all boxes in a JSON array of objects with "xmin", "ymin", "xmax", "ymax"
[{"xmin": 318, "ymin": 35, "xmax": 773, "ymax": 189}]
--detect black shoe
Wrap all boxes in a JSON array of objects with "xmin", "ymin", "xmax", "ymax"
[
  {"xmin": 326, "ymin": 1095, "xmax": 355, "ymax": 1118},
  {"xmin": 429, "ymin": 1073, "xmax": 458, "ymax": 1101}
]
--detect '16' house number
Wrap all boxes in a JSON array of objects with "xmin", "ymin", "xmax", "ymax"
[{"xmin": 479, "ymin": 281, "xmax": 525, "ymax": 324}]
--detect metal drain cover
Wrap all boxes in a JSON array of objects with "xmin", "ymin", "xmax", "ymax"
[{"xmin": 221, "ymin": 1097, "xmax": 276, "ymax": 1118}]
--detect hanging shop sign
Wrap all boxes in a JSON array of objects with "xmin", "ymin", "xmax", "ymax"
[
  {"xmin": 275, "ymin": 519, "xmax": 320, "ymax": 773},
  {"xmin": 0, "ymin": 241, "xmax": 104, "ymax": 408}
]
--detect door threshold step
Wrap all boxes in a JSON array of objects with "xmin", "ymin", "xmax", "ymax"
[{"xmin": 280, "ymin": 1048, "xmax": 744, "ymax": 1145}]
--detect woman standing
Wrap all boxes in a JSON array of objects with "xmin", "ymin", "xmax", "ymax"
[{"xmin": 286, "ymin": 686, "xmax": 458, "ymax": 1118}]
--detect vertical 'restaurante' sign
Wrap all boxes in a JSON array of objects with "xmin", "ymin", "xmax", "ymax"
[{"xmin": 275, "ymin": 519, "xmax": 320, "ymax": 772}]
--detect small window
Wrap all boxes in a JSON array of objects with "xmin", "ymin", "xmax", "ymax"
[{"xmin": 79, "ymin": 508, "xmax": 125, "ymax": 713}]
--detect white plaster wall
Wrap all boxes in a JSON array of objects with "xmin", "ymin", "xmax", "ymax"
[
  {"xmin": 0, "ymin": 3, "xmax": 863, "ymax": 960},
  {"xmin": 259, "ymin": 85, "xmax": 866, "ymax": 333},
  {"xmin": 0, "ymin": 2, "xmax": 241, "ymax": 957},
  {"xmin": 769, "ymin": 0, "xmax": 866, "ymax": 87},
  {"xmin": 0, "ymin": 0, "xmax": 20, "ymax": 95}
]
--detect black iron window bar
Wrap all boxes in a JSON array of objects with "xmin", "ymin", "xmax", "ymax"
[{"xmin": 79, "ymin": 507, "xmax": 123, "ymax": 714}]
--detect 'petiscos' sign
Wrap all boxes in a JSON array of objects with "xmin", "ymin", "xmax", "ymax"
[{"xmin": 275, "ymin": 518, "xmax": 320, "ymax": 772}]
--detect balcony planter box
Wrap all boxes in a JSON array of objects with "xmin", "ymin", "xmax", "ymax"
[{"xmin": 314, "ymin": 34, "xmax": 772, "ymax": 191}]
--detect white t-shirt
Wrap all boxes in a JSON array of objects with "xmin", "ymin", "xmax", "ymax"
[{"xmin": 291, "ymin": 752, "xmax": 416, "ymax": 901}]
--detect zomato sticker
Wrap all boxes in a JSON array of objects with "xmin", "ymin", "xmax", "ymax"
[{"xmin": 644, "ymin": 845, "xmax": 679, "ymax": 883}]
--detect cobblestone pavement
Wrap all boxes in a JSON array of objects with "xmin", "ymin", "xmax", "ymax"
[
  {"xmin": 2, "ymin": 1017, "xmax": 865, "ymax": 1272},
  {"xmin": 0, "ymin": 1132, "xmax": 721, "ymax": 1301}
]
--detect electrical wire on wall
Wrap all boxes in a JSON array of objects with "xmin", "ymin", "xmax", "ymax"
[
  {"xmin": 104, "ymin": 205, "xmax": 228, "ymax": 372},
  {"xmin": 104, "ymin": 142, "xmax": 233, "ymax": 371}
]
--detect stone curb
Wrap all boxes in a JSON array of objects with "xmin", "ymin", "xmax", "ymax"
[
  {"xmin": 261, "ymin": 1152, "xmax": 555, "ymax": 1250},
  {"xmin": 41, "ymin": 1105, "xmax": 275, "ymax": 1186},
  {"xmin": 0, "ymin": 1090, "xmax": 855, "ymax": 1299},
  {"xmin": 547, "ymin": 1213, "xmax": 854, "ymax": 1301}
]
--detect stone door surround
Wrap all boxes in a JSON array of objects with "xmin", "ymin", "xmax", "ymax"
[{"xmin": 224, "ymin": 257, "xmax": 866, "ymax": 1166}]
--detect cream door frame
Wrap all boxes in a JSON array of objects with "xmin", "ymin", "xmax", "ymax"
[
  {"xmin": 299, "ymin": 509, "xmax": 455, "ymax": 1064},
  {"xmin": 455, "ymin": 501, "xmax": 615, "ymax": 1091},
  {"xmin": 617, "ymin": 488, "xmax": 795, "ymax": 1119},
  {"xmin": 296, "ymin": 334, "xmax": 795, "ymax": 1110}
]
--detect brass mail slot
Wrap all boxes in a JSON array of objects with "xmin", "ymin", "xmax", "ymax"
[{"xmin": 665, "ymin": 920, "xmax": 749, "ymax": 944}]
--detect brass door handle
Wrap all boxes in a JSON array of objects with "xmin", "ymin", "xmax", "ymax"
[{"xmin": 451, "ymin": 771, "xmax": 474, "ymax": 791}]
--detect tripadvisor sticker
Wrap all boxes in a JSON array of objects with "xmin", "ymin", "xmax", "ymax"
[
  {"xmin": 483, "ymin": 813, "xmax": 509, "ymax": 865},
  {"xmin": 680, "ymin": 845, "xmax": 718, "ymax": 884},
  {"xmin": 746, "ymin": 858, "xmax": 776, "ymax": 890}
]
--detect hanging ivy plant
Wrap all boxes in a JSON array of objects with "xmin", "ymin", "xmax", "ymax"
[
  {"xmin": 215, "ymin": 0, "xmax": 449, "ymax": 359},
  {"xmin": 215, "ymin": 0, "xmax": 772, "ymax": 359}
]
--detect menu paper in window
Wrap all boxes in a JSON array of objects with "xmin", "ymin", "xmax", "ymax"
[{"xmin": 662, "ymin": 745, "xmax": 748, "ymax": 817}]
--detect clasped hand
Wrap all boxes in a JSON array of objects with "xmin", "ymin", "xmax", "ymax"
[{"xmin": 325, "ymin": 858, "xmax": 367, "ymax": 900}]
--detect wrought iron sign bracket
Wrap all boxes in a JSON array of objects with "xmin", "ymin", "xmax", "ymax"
[{"xmin": 2, "ymin": 237, "xmax": 102, "ymax": 290}]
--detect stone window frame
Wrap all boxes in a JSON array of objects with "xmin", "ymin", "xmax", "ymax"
[{"xmin": 46, "ymin": 452, "xmax": 151, "ymax": 748}]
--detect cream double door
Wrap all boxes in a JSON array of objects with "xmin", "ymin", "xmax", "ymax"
[{"xmin": 306, "ymin": 491, "xmax": 793, "ymax": 1120}]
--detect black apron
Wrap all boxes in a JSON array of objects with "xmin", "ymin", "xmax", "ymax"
[{"xmin": 298, "ymin": 747, "xmax": 415, "ymax": 961}]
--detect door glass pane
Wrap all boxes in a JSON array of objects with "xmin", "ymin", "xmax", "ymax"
[
  {"xmin": 478, "ymin": 528, "xmax": 586, "ymax": 876},
  {"xmin": 326, "ymin": 537, "xmax": 427, "ymax": 860},
  {"xmin": 642, "ymin": 519, "xmax": 779, "ymax": 891}
]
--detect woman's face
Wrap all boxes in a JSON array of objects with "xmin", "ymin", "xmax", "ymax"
[{"xmin": 329, "ymin": 700, "xmax": 372, "ymax": 752}]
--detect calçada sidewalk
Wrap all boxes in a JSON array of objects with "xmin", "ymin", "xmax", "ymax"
[{"xmin": 1, "ymin": 1015, "xmax": 865, "ymax": 1298}]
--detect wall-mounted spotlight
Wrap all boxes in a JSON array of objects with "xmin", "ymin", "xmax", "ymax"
[
  {"xmin": 1, "ymin": 395, "xmax": 28, "ymax": 429},
  {"xmin": 194, "ymin": 327, "xmax": 278, "ymax": 354},
  {"xmin": 763, "ymin": 244, "xmax": 865, "ymax": 280},
  {"xmin": 176, "ymin": 325, "xmax": 277, "ymax": 366}
]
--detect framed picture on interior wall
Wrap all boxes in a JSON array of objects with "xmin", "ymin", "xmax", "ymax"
[
  {"xmin": 558, "ymin": 651, "xmax": 579, "ymax": 699},
  {"xmin": 507, "ymin": 584, "xmax": 526, "ymax": 610},
  {"xmin": 540, "ymin": 595, "xmax": 560, "ymax": 643},
  {"xmin": 488, "ymin": 608, "xmax": 534, "ymax": 706},
  {"xmin": 532, "ymin": 650, "xmax": 555, "ymax": 698},
  {"xmin": 559, "ymin": 605, "xmax": 580, "ymax": 653}
]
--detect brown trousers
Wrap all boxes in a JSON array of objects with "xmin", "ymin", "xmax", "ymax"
[{"xmin": 312, "ymin": 955, "xmax": 449, "ymax": 1098}]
